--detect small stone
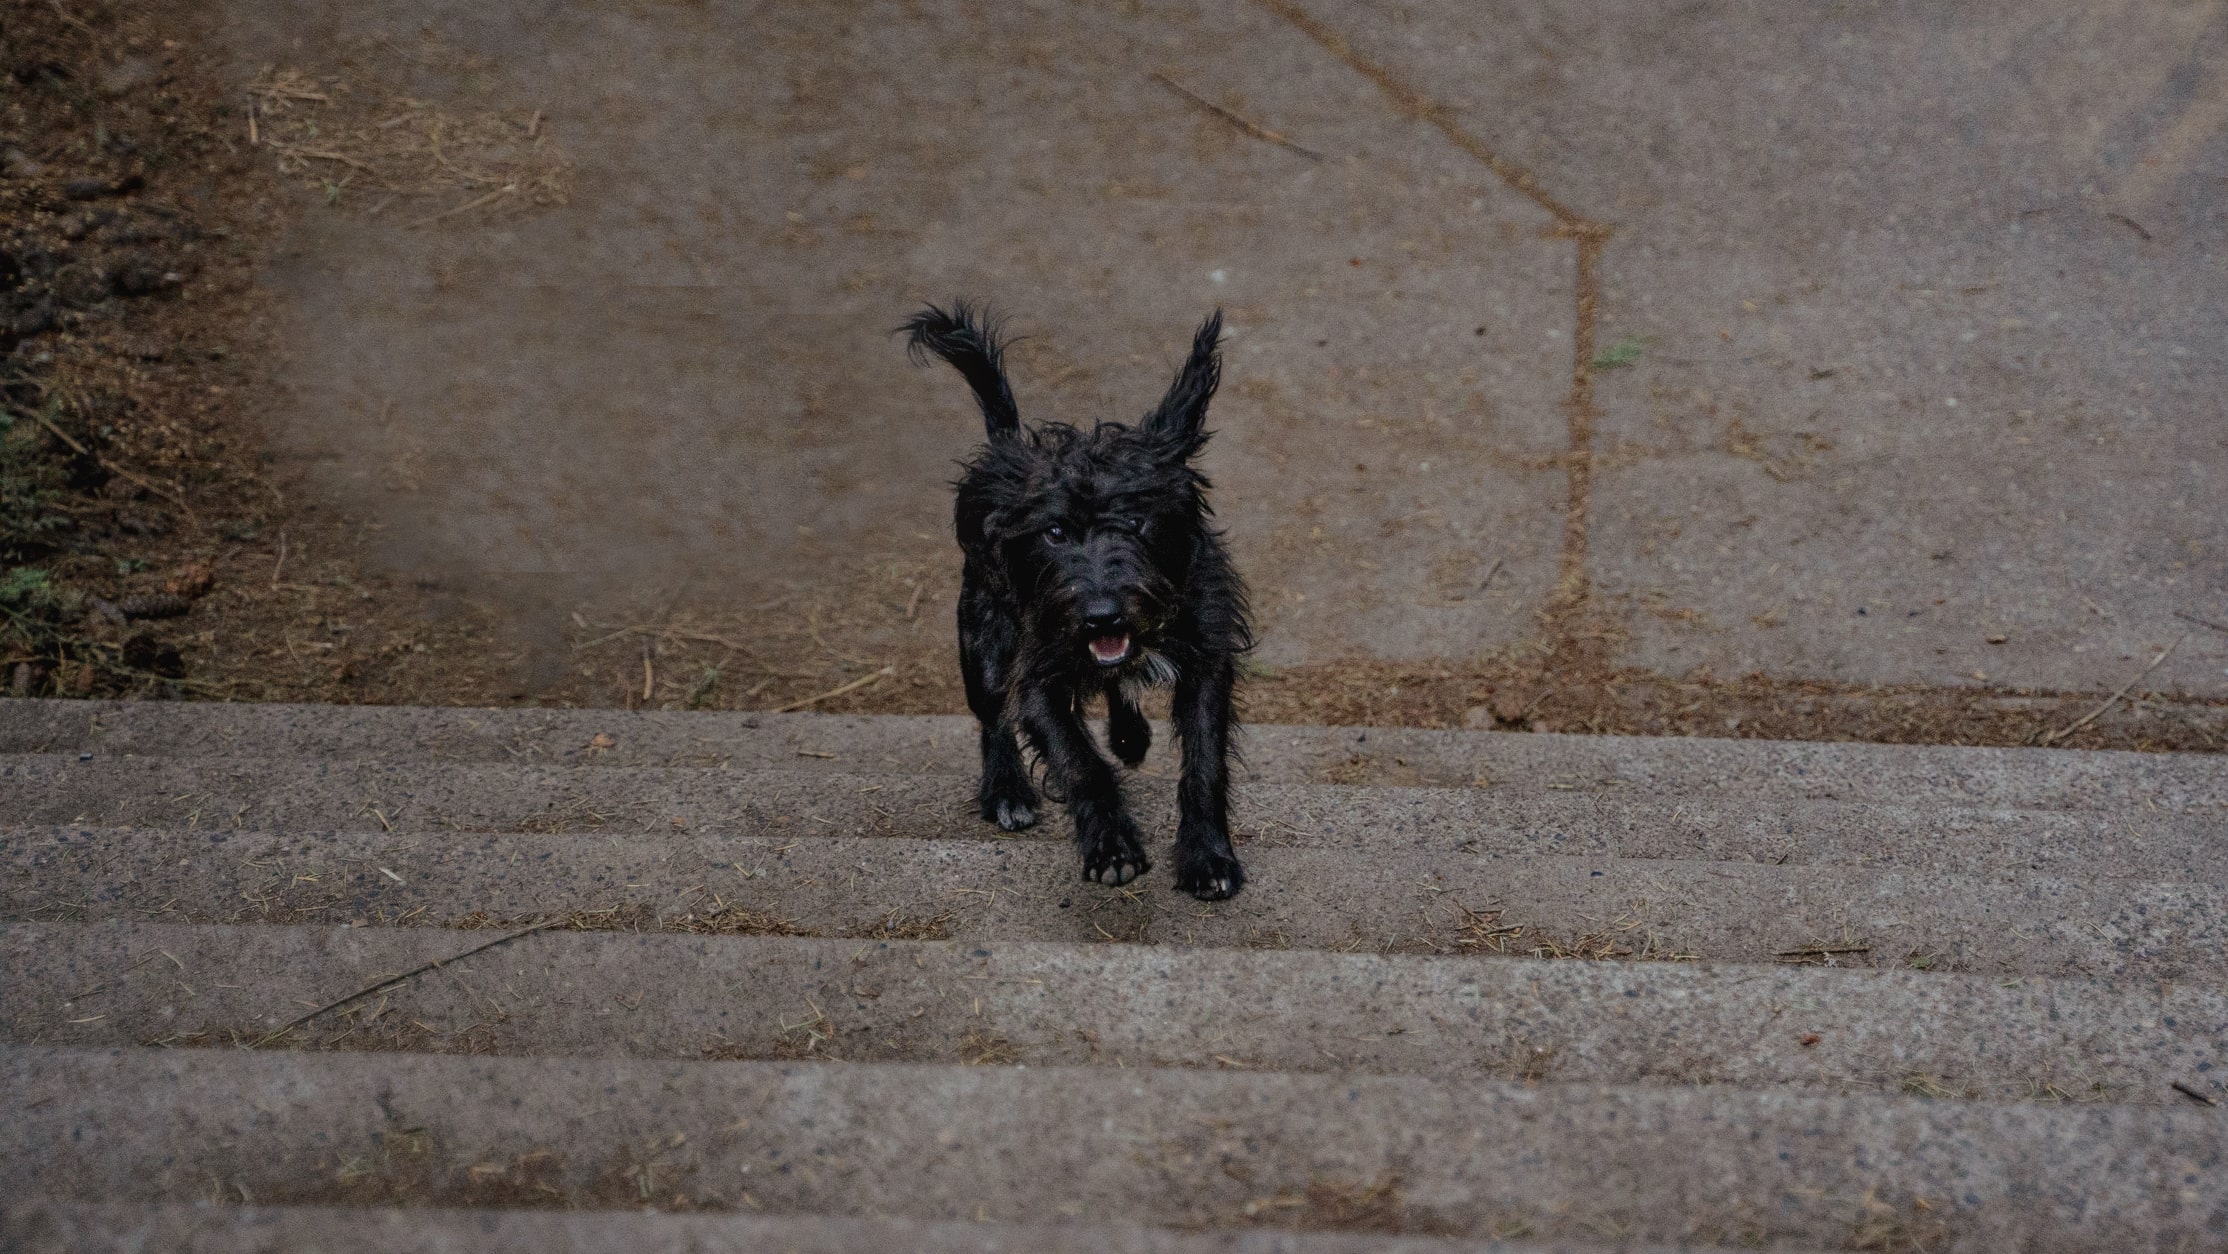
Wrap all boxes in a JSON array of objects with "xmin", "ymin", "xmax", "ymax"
[
  {"xmin": 11, "ymin": 297, "xmax": 57, "ymax": 338},
  {"xmin": 110, "ymin": 255, "xmax": 169, "ymax": 296},
  {"xmin": 1487, "ymin": 690, "xmax": 1532, "ymax": 725},
  {"xmin": 116, "ymin": 507, "xmax": 173, "ymax": 537},
  {"xmin": 98, "ymin": 57, "xmax": 159, "ymax": 97},
  {"xmin": 51, "ymin": 263, "xmax": 108, "ymax": 308},
  {"xmin": 120, "ymin": 631, "xmax": 186, "ymax": 677}
]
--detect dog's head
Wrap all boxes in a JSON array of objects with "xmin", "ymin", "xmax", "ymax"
[{"xmin": 905, "ymin": 303, "xmax": 1223, "ymax": 673}]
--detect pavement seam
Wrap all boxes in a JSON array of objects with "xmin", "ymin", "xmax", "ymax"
[{"xmin": 1248, "ymin": 0, "xmax": 1614, "ymax": 635}]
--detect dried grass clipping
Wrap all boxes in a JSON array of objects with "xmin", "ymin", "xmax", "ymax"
[{"xmin": 246, "ymin": 66, "xmax": 573, "ymax": 227}]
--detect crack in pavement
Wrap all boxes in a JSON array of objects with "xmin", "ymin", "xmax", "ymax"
[{"xmin": 1250, "ymin": 0, "xmax": 1614, "ymax": 642}]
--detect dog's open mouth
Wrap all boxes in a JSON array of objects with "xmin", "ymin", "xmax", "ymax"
[{"xmin": 1088, "ymin": 634, "xmax": 1133, "ymax": 667}]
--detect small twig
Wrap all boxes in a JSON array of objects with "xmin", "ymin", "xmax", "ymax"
[
  {"xmin": 270, "ymin": 529, "xmax": 289, "ymax": 589},
  {"xmin": 247, "ymin": 96, "xmax": 259, "ymax": 145},
  {"xmin": 642, "ymin": 646, "xmax": 655, "ymax": 701},
  {"xmin": 19, "ymin": 402, "xmax": 88, "ymax": 457},
  {"xmin": 1477, "ymin": 557, "xmax": 1506, "ymax": 592},
  {"xmin": 1152, "ymin": 71, "xmax": 1323, "ymax": 160},
  {"xmin": 402, "ymin": 184, "xmax": 514, "ymax": 229},
  {"xmin": 255, "ymin": 920, "xmax": 562, "ymax": 1045},
  {"xmin": 2171, "ymin": 1081, "xmax": 2219, "ymax": 1107},
  {"xmin": 2105, "ymin": 212, "xmax": 2153, "ymax": 241},
  {"xmin": 264, "ymin": 141, "xmax": 378, "ymax": 173},
  {"xmin": 1774, "ymin": 944, "xmax": 1871, "ymax": 958},
  {"xmin": 773, "ymin": 665, "xmax": 895, "ymax": 713},
  {"xmin": 2039, "ymin": 633, "xmax": 2188, "ymax": 746},
  {"xmin": 48, "ymin": 0, "xmax": 95, "ymax": 35},
  {"xmin": 14, "ymin": 403, "xmax": 197, "ymax": 526},
  {"xmin": 1516, "ymin": 686, "xmax": 1554, "ymax": 722},
  {"xmin": 2172, "ymin": 610, "xmax": 2228, "ymax": 635}
]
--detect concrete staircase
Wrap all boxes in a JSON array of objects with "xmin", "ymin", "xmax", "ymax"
[{"xmin": 0, "ymin": 699, "xmax": 2221, "ymax": 1252}]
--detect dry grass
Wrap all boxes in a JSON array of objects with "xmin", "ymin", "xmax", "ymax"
[
  {"xmin": 957, "ymin": 1029, "xmax": 1020, "ymax": 1065},
  {"xmin": 279, "ymin": 1130, "xmax": 707, "ymax": 1213},
  {"xmin": 1848, "ymin": 1189, "xmax": 1952, "ymax": 1253},
  {"xmin": 665, "ymin": 897, "xmax": 812, "ymax": 937},
  {"xmin": 1450, "ymin": 902, "xmax": 1697, "ymax": 962},
  {"xmin": 245, "ymin": 56, "xmax": 571, "ymax": 226}
]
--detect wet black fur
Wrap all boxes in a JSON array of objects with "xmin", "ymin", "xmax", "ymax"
[{"xmin": 902, "ymin": 301, "xmax": 1253, "ymax": 899}]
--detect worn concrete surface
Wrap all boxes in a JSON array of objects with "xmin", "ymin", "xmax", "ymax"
[
  {"xmin": 0, "ymin": 1202, "xmax": 1719, "ymax": 1254},
  {"xmin": 204, "ymin": 0, "xmax": 2228, "ymax": 693},
  {"xmin": 12, "ymin": 699, "xmax": 2228, "ymax": 811},
  {"xmin": 11, "ymin": 821, "xmax": 2225, "ymax": 978},
  {"xmin": 10, "ymin": 749, "xmax": 2228, "ymax": 883},
  {"xmin": 8, "ymin": 922, "xmax": 2219, "ymax": 1101},
  {"xmin": 7, "ymin": 1046, "xmax": 2224, "ymax": 1249},
  {"xmin": 8, "ymin": 707, "xmax": 2228, "ymax": 1241}
]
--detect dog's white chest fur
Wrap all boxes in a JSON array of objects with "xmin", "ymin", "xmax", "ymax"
[{"xmin": 1121, "ymin": 648, "xmax": 1179, "ymax": 695}]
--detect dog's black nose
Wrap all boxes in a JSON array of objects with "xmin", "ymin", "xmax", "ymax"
[{"xmin": 1080, "ymin": 599, "xmax": 1126, "ymax": 635}]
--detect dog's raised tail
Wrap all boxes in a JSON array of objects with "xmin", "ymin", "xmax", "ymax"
[{"xmin": 901, "ymin": 302, "xmax": 1020, "ymax": 439}]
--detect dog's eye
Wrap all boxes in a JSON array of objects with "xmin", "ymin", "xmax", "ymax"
[{"xmin": 1044, "ymin": 523, "xmax": 1070, "ymax": 544}]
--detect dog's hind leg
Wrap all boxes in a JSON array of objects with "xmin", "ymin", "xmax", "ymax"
[
  {"xmin": 1170, "ymin": 654, "xmax": 1244, "ymax": 900},
  {"xmin": 1103, "ymin": 679, "xmax": 1151, "ymax": 767},
  {"xmin": 960, "ymin": 578, "xmax": 1038, "ymax": 832},
  {"xmin": 1017, "ymin": 685, "xmax": 1151, "ymax": 886}
]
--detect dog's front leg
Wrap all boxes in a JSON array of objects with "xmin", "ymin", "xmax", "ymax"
[
  {"xmin": 1019, "ymin": 686, "xmax": 1151, "ymax": 886},
  {"xmin": 1171, "ymin": 654, "xmax": 1244, "ymax": 900},
  {"xmin": 959, "ymin": 574, "xmax": 1038, "ymax": 832}
]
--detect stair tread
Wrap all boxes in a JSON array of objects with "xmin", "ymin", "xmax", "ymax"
[
  {"xmin": 5, "ymin": 920, "xmax": 2218, "ymax": 1102},
  {"xmin": 8, "ymin": 823, "xmax": 2223, "ymax": 980},
  {"xmin": 0, "ymin": 1199, "xmax": 1760, "ymax": 1254},
  {"xmin": 5, "ymin": 755, "xmax": 2222, "ymax": 885},
  {"xmin": 4, "ymin": 1044, "xmax": 2220, "ymax": 1251},
  {"xmin": 9, "ymin": 698, "xmax": 2225, "ymax": 812}
]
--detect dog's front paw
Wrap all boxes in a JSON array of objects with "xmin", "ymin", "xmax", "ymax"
[
  {"xmin": 979, "ymin": 778, "xmax": 1040, "ymax": 832},
  {"xmin": 1175, "ymin": 847, "xmax": 1245, "ymax": 901},
  {"xmin": 1080, "ymin": 822, "xmax": 1152, "ymax": 886}
]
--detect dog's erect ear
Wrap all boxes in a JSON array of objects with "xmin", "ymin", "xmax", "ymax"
[
  {"xmin": 1142, "ymin": 310, "xmax": 1223, "ymax": 457},
  {"xmin": 901, "ymin": 301, "xmax": 1020, "ymax": 440}
]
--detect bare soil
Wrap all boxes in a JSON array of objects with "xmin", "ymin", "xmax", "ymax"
[{"xmin": 3, "ymin": 0, "xmax": 2220, "ymax": 755}]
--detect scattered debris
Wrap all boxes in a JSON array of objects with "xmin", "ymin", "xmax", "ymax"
[{"xmin": 245, "ymin": 64, "xmax": 572, "ymax": 226}]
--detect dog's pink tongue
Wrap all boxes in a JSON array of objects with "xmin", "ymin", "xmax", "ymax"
[{"xmin": 1090, "ymin": 634, "xmax": 1130, "ymax": 664}]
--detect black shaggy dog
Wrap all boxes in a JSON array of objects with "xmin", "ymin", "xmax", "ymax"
[{"xmin": 902, "ymin": 303, "xmax": 1254, "ymax": 900}]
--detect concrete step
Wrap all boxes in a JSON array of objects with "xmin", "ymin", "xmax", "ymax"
[
  {"xmin": 9, "ymin": 698, "xmax": 2226, "ymax": 812},
  {"xmin": 7, "ymin": 824, "xmax": 2222, "ymax": 979},
  {"xmin": 5, "ymin": 755, "xmax": 2223, "ymax": 885},
  {"xmin": 6, "ymin": 921, "xmax": 2218, "ymax": 1104},
  {"xmin": 0, "ymin": 1199, "xmax": 1744, "ymax": 1254},
  {"xmin": 5, "ymin": 1046, "xmax": 2221, "ymax": 1250}
]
